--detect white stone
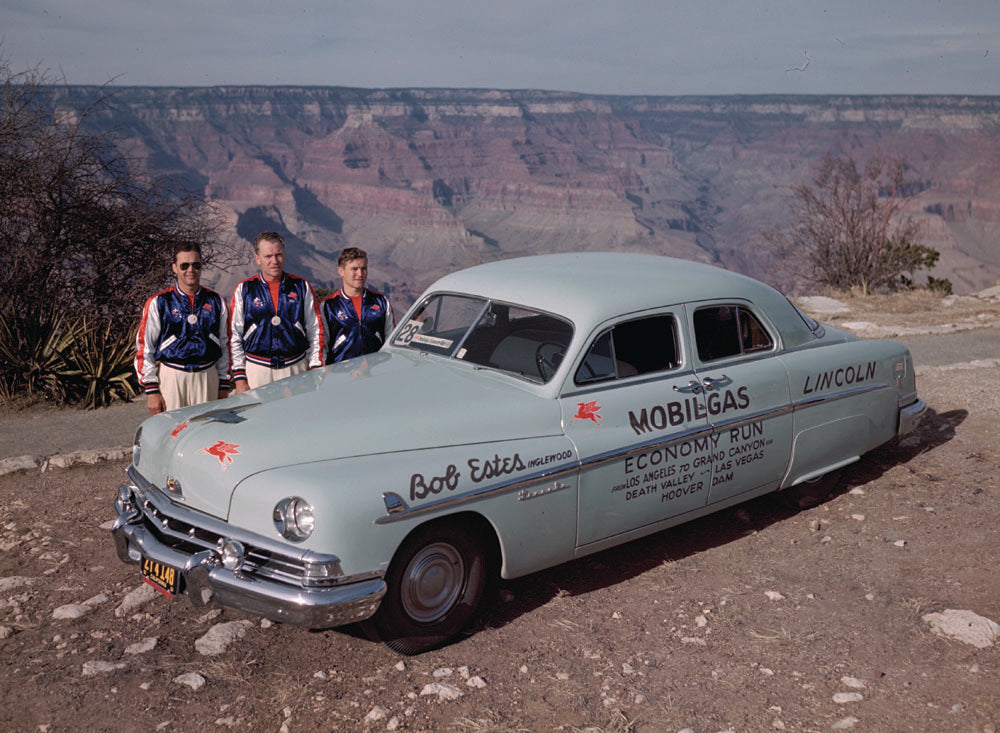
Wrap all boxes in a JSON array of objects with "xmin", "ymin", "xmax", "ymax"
[
  {"xmin": 840, "ymin": 676, "xmax": 866, "ymax": 689},
  {"xmin": 796, "ymin": 296, "xmax": 850, "ymax": 315},
  {"xmin": 116, "ymin": 584, "xmax": 159, "ymax": 617},
  {"xmin": 432, "ymin": 667, "xmax": 453, "ymax": 678},
  {"xmin": 765, "ymin": 591, "xmax": 785, "ymax": 601},
  {"xmin": 466, "ymin": 676, "xmax": 488, "ymax": 688},
  {"xmin": 364, "ymin": 706, "xmax": 389, "ymax": 723},
  {"xmin": 194, "ymin": 620, "xmax": 254, "ymax": 655},
  {"xmin": 124, "ymin": 637, "xmax": 159, "ymax": 655},
  {"xmin": 0, "ymin": 455, "xmax": 42, "ymax": 476},
  {"xmin": 0, "ymin": 576, "xmax": 35, "ymax": 593},
  {"xmin": 832, "ymin": 717, "xmax": 860, "ymax": 729},
  {"xmin": 420, "ymin": 682, "xmax": 463, "ymax": 701},
  {"xmin": 833, "ymin": 692, "xmax": 864, "ymax": 704},
  {"xmin": 53, "ymin": 604, "xmax": 93, "ymax": 620},
  {"xmin": 173, "ymin": 672, "xmax": 206, "ymax": 690},
  {"xmin": 82, "ymin": 660, "xmax": 127, "ymax": 676},
  {"xmin": 923, "ymin": 609, "xmax": 1000, "ymax": 648}
]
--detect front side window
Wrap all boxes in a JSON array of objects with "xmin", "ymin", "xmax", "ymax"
[
  {"xmin": 693, "ymin": 305, "xmax": 774, "ymax": 362},
  {"xmin": 393, "ymin": 294, "xmax": 573, "ymax": 383},
  {"xmin": 576, "ymin": 315, "xmax": 679, "ymax": 385}
]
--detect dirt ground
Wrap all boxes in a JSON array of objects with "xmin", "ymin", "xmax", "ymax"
[{"xmin": 1, "ymin": 301, "xmax": 999, "ymax": 732}]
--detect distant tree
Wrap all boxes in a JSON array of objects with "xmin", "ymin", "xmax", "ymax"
[
  {"xmin": 0, "ymin": 56, "xmax": 228, "ymax": 405},
  {"xmin": 762, "ymin": 153, "xmax": 942, "ymax": 294}
]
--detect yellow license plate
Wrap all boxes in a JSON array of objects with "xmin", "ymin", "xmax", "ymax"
[{"xmin": 141, "ymin": 556, "xmax": 180, "ymax": 598}]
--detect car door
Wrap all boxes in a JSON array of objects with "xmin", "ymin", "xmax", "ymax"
[
  {"xmin": 561, "ymin": 311, "xmax": 716, "ymax": 549},
  {"xmin": 688, "ymin": 302, "xmax": 794, "ymax": 505}
]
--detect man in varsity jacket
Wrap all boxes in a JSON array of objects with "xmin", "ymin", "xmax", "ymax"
[
  {"xmin": 230, "ymin": 231, "xmax": 324, "ymax": 392},
  {"xmin": 321, "ymin": 247, "xmax": 395, "ymax": 364},
  {"xmin": 135, "ymin": 243, "xmax": 231, "ymax": 414}
]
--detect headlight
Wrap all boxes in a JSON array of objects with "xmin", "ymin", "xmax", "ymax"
[
  {"xmin": 273, "ymin": 497, "xmax": 315, "ymax": 541},
  {"xmin": 132, "ymin": 426, "xmax": 142, "ymax": 466}
]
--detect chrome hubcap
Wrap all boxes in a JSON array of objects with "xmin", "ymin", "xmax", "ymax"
[{"xmin": 400, "ymin": 542, "xmax": 464, "ymax": 624}]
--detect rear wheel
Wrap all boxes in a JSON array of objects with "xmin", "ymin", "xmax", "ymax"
[{"xmin": 367, "ymin": 521, "xmax": 489, "ymax": 654}]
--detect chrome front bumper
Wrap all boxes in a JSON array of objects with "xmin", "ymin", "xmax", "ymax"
[{"xmin": 111, "ymin": 479, "xmax": 386, "ymax": 629}]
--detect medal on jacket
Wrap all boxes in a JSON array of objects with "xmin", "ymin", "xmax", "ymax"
[
  {"xmin": 187, "ymin": 314, "xmax": 198, "ymax": 324},
  {"xmin": 271, "ymin": 315, "xmax": 282, "ymax": 326}
]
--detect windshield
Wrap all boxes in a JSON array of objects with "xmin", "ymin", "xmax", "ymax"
[{"xmin": 392, "ymin": 294, "xmax": 573, "ymax": 383}]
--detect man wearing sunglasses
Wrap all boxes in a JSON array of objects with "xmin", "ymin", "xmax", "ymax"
[{"xmin": 135, "ymin": 243, "xmax": 231, "ymax": 414}]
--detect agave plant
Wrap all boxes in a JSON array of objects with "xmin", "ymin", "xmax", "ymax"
[
  {"xmin": 65, "ymin": 319, "xmax": 139, "ymax": 409},
  {"xmin": 0, "ymin": 305, "xmax": 85, "ymax": 404}
]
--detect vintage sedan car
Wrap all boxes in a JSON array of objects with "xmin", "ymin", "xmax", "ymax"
[{"xmin": 112, "ymin": 253, "xmax": 926, "ymax": 652}]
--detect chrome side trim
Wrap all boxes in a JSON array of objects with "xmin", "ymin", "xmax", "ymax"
[{"xmin": 791, "ymin": 382, "xmax": 888, "ymax": 409}]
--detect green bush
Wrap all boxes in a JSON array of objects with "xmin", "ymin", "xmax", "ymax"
[
  {"xmin": 65, "ymin": 319, "xmax": 139, "ymax": 409},
  {"xmin": 0, "ymin": 305, "xmax": 138, "ymax": 409},
  {"xmin": 0, "ymin": 304, "xmax": 83, "ymax": 404}
]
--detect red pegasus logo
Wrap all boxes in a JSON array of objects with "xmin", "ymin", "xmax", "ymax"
[
  {"xmin": 572, "ymin": 400, "xmax": 602, "ymax": 425},
  {"xmin": 199, "ymin": 440, "xmax": 241, "ymax": 469},
  {"xmin": 170, "ymin": 421, "xmax": 189, "ymax": 438}
]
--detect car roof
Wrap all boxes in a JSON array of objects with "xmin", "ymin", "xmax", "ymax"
[{"xmin": 426, "ymin": 252, "xmax": 812, "ymax": 341}]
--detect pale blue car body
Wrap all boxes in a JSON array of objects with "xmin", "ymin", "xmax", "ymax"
[{"xmin": 112, "ymin": 253, "xmax": 925, "ymax": 647}]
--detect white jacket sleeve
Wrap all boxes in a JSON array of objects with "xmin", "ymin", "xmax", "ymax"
[
  {"xmin": 215, "ymin": 296, "xmax": 231, "ymax": 388},
  {"xmin": 229, "ymin": 283, "xmax": 247, "ymax": 381},
  {"xmin": 135, "ymin": 295, "xmax": 162, "ymax": 393},
  {"xmin": 304, "ymin": 283, "xmax": 324, "ymax": 369}
]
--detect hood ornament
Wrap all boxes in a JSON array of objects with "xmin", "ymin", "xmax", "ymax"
[{"xmin": 165, "ymin": 475, "xmax": 183, "ymax": 497}]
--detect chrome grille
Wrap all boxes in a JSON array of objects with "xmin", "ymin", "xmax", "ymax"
[{"xmin": 138, "ymin": 498, "xmax": 310, "ymax": 587}]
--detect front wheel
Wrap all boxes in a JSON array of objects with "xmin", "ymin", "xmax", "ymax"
[{"xmin": 367, "ymin": 521, "xmax": 489, "ymax": 654}]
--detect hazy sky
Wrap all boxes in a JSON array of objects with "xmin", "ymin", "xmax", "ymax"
[{"xmin": 2, "ymin": 0, "xmax": 997, "ymax": 95}]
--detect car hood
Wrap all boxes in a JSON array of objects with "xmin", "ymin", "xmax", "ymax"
[{"xmin": 135, "ymin": 349, "xmax": 563, "ymax": 519}]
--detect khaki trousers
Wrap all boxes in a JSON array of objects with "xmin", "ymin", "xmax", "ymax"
[
  {"xmin": 158, "ymin": 364, "xmax": 219, "ymax": 412},
  {"xmin": 245, "ymin": 359, "xmax": 309, "ymax": 389}
]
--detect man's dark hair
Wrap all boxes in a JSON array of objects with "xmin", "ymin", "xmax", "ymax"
[
  {"xmin": 173, "ymin": 242, "xmax": 202, "ymax": 264},
  {"xmin": 338, "ymin": 247, "xmax": 368, "ymax": 267},
  {"xmin": 252, "ymin": 231, "xmax": 285, "ymax": 253}
]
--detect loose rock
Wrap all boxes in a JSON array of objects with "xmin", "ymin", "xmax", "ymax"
[
  {"xmin": 923, "ymin": 609, "xmax": 1000, "ymax": 648},
  {"xmin": 194, "ymin": 620, "xmax": 254, "ymax": 656},
  {"xmin": 116, "ymin": 584, "xmax": 159, "ymax": 617},
  {"xmin": 173, "ymin": 672, "xmax": 206, "ymax": 690},
  {"xmin": 124, "ymin": 637, "xmax": 159, "ymax": 655},
  {"xmin": 53, "ymin": 604, "xmax": 93, "ymax": 620},
  {"xmin": 82, "ymin": 660, "xmax": 127, "ymax": 677}
]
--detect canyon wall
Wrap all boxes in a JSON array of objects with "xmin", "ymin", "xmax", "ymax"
[{"xmin": 57, "ymin": 87, "xmax": 1000, "ymax": 305}]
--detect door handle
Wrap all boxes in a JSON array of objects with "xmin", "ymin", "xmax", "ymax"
[
  {"xmin": 700, "ymin": 374, "xmax": 731, "ymax": 391},
  {"xmin": 672, "ymin": 380, "xmax": 702, "ymax": 394}
]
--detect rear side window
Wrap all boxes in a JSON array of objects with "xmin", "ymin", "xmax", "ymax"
[
  {"xmin": 576, "ymin": 315, "xmax": 679, "ymax": 385},
  {"xmin": 693, "ymin": 305, "xmax": 773, "ymax": 362}
]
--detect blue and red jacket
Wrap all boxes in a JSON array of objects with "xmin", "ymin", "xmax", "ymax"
[
  {"xmin": 229, "ymin": 272, "xmax": 324, "ymax": 381},
  {"xmin": 321, "ymin": 288, "xmax": 395, "ymax": 364},
  {"xmin": 135, "ymin": 285, "xmax": 231, "ymax": 394}
]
